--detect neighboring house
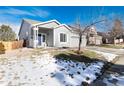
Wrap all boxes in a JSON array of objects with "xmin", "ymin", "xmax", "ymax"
[
  {"xmin": 98, "ymin": 31, "xmax": 124, "ymax": 44},
  {"xmin": 114, "ymin": 35, "xmax": 124, "ymax": 44},
  {"xmin": 19, "ymin": 19, "xmax": 87, "ymax": 48},
  {"xmin": 97, "ymin": 32, "xmax": 110, "ymax": 44},
  {"xmin": 86, "ymin": 26, "xmax": 102, "ymax": 45}
]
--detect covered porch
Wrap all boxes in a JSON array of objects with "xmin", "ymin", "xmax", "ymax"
[{"xmin": 30, "ymin": 27, "xmax": 54, "ymax": 48}]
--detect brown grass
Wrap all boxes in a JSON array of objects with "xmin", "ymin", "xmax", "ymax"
[{"xmin": 51, "ymin": 49, "xmax": 105, "ymax": 63}]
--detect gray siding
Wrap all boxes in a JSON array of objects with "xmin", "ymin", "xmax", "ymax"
[
  {"xmin": 54, "ymin": 26, "xmax": 71, "ymax": 47},
  {"xmin": 47, "ymin": 31, "xmax": 54, "ymax": 47},
  {"xmin": 53, "ymin": 26, "xmax": 87, "ymax": 48},
  {"xmin": 19, "ymin": 20, "xmax": 32, "ymax": 47},
  {"xmin": 19, "ymin": 20, "xmax": 31, "ymax": 40}
]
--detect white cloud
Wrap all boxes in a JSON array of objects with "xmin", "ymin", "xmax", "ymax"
[
  {"xmin": 0, "ymin": 7, "xmax": 50, "ymax": 18},
  {"xmin": 0, "ymin": 8, "xmax": 36, "ymax": 16},
  {"xmin": 31, "ymin": 8, "xmax": 50, "ymax": 18}
]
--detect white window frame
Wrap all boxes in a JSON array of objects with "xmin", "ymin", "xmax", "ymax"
[{"xmin": 60, "ymin": 33, "xmax": 67, "ymax": 42}]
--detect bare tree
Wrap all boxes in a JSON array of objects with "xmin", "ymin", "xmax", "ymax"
[
  {"xmin": 96, "ymin": 14, "xmax": 124, "ymax": 44},
  {"xmin": 70, "ymin": 7, "xmax": 107, "ymax": 54},
  {"xmin": 110, "ymin": 18, "xmax": 124, "ymax": 42},
  {"xmin": 75, "ymin": 18, "xmax": 82, "ymax": 53},
  {"xmin": 73, "ymin": 18, "xmax": 106, "ymax": 54}
]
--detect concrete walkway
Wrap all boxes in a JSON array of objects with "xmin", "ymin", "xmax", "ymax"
[
  {"xmin": 108, "ymin": 55, "xmax": 124, "ymax": 74},
  {"xmin": 115, "ymin": 55, "xmax": 124, "ymax": 65}
]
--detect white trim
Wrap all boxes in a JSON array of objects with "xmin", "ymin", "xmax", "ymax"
[
  {"xmin": 59, "ymin": 33, "xmax": 67, "ymax": 43},
  {"xmin": 54, "ymin": 24, "xmax": 73, "ymax": 31},
  {"xmin": 32, "ymin": 20, "xmax": 61, "ymax": 27}
]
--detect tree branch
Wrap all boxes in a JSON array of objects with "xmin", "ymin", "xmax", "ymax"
[
  {"xmin": 82, "ymin": 19, "xmax": 107, "ymax": 33},
  {"xmin": 72, "ymin": 19, "xmax": 107, "ymax": 34}
]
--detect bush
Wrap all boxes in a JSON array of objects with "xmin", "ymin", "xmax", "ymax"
[
  {"xmin": 0, "ymin": 43, "xmax": 5, "ymax": 54},
  {"xmin": 0, "ymin": 25, "xmax": 16, "ymax": 41}
]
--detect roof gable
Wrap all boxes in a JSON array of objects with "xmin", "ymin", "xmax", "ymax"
[
  {"xmin": 32, "ymin": 20, "xmax": 61, "ymax": 27},
  {"xmin": 54, "ymin": 24, "xmax": 73, "ymax": 31}
]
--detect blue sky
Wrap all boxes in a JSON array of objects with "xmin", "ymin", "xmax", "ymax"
[{"xmin": 0, "ymin": 6, "xmax": 124, "ymax": 35}]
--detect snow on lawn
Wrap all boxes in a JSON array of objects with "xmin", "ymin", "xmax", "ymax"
[
  {"xmin": 0, "ymin": 51, "xmax": 104, "ymax": 86},
  {"xmin": 103, "ymin": 74, "xmax": 124, "ymax": 86},
  {"xmin": 90, "ymin": 50, "xmax": 118, "ymax": 62}
]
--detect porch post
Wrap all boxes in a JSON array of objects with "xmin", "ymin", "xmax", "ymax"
[
  {"xmin": 36, "ymin": 29, "xmax": 38, "ymax": 47},
  {"xmin": 33, "ymin": 27, "xmax": 38, "ymax": 48}
]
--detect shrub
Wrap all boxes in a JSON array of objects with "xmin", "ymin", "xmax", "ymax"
[
  {"xmin": 0, "ymin": 42, "xmax": 5, "ymax": 54},
  {"xmin": 0, "ymin": 25, "xmax": 16, "ymax": 41}
]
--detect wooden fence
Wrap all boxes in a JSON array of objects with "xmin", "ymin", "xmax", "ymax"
[{"xmin": 0, "ymin": 40, "xmax": 24, "ymax": 51}]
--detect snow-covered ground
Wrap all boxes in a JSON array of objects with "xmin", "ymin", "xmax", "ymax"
[
  {"xmin": 103, "ymin": 73, "xmax": 124, "ymax": 86},
  {"xmin": 0, "ymin": 50, "xmax": 104, "ymax": 86}
]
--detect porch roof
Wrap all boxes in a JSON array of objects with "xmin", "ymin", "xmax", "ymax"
[{"xmin": 38, "ymin": 26, "xmax": 53, "ymax": 31}]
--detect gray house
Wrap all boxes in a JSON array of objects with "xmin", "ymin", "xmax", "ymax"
[{"xmin": 19, "ymin": 19, "xmax": 87, "ymax": 48}]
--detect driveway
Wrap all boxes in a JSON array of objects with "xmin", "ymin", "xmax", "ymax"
[
  {"xmin": 87, "ymin": 46, "xmax": 124, "ymax": 86},
  {"xmin": 86, "ymin": 46, "xmax": 124, "ymax": 56}
]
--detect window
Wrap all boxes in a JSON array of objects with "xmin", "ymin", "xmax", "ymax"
[{"xmin": 60, "ymin": 33, "xmax": 67, "ymax": 42}]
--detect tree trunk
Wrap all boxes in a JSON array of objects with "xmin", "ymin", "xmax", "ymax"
[{"xmin": 78, "ymin": 34, "xmax": 82, "ymax": 54}]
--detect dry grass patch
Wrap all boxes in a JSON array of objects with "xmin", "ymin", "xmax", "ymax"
[{"xmin": 51, "ymin": 49, "xmax": 105, "ymax": 63}]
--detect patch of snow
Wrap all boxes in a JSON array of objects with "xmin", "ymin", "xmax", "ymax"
[
  {"xmin": 0, "ymin": 51, "xmax": 104, "ymax": 86},
  {"xmin": 91, "ymin": 50, "xmax": 118, "ymax": 62},
  {"xmin": 103, "ymin": 74, "xmax": 124, "ymax": 86},
  {"xmin": 81, "ymin": 62, "xmax": 104, "ymax": 84}
]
